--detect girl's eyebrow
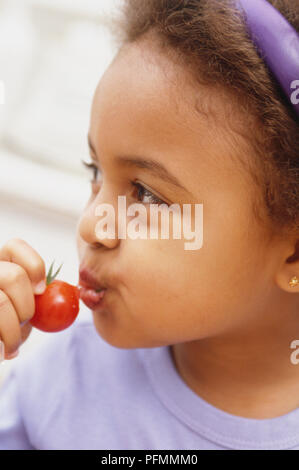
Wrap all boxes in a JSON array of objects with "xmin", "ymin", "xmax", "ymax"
[{"xmin": 88, "ymin": 135, "xmax": 192, "ymax": 196}]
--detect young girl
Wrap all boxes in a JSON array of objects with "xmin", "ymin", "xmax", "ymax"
[{"xmin": 0, "ymin": 0, "xmax": 298, "ymax": 450}]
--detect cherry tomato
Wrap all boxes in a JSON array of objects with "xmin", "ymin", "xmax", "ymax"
[{"xmin": 30, "ymin": 263, "xmax": 80, "ymax": 333}]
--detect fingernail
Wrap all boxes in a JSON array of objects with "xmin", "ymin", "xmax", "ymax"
[{"xmin": 34, "ymin": 280, "xmax": 46, "ymax": 295}]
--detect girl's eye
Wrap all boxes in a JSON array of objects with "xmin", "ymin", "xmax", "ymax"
[
  {"xmin": 131, "ymin": 182, "xmax": 167, "ymax": 206},
  {"xmin": 82, "ymin": 160, "xmax": 167, "ymax": 205},
  {"xmin": 82, "ymin": 160, "xmax": 102, "ymax": 184}
]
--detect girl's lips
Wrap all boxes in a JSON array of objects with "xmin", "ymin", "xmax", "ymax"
[
  {"xmin": 79, "ymin": 268, "xmax": 108, "ymax": 291},
  {"xmin": 79, "ymin": 286, "xmax": 106, "ymax": 310}
]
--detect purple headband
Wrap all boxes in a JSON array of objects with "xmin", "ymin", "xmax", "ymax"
[{"xmin": 237, "ymin": 0, "xmax": 299, "ymax": 118}]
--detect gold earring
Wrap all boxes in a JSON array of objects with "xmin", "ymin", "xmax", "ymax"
[{"xmin": 289, "ymin": 276, "xmax": 299, "ymax": 288}]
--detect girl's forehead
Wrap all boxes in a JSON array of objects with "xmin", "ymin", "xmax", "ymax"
[
  {"xmin": 93, "ymin": 40, "xmax": 252, "ymax": 137},
  {"xmin": 90, "ymin": 41, "xmax": 255, "ymax": 184},
  {"xmin": 92, "ymin": 45, "xmax": 219, "ymax": 139},
  {"xmin": 93, "ymin": 43, "xmax": 185, "ymax": 117}
]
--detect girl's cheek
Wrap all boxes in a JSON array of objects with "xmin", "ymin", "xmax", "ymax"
[
  {"xmin": 76, "ymin": 215, "xmax": 87, "ymax": 260},
  {"xmin": 76, "ymin": 234, "xmax": 84, "ymax": 261}
]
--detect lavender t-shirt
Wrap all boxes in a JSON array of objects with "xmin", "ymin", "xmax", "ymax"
[{"xmin": 0, "ymin": 313, "xmax": 299, "ymax": 450}]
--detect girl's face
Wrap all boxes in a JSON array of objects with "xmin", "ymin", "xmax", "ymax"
[{"xmin": 77, "ymin": 40, "xmax": 281, "ymax": 349}]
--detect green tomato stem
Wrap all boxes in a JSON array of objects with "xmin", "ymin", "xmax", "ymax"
[{"xmin": 46, "ymin": 261, "xmax": 63, "ymax": 285}]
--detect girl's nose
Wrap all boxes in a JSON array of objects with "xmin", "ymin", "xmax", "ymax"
[{"xmin": 78, "ymin": 187, "xmax": 120, "ymax": 250}]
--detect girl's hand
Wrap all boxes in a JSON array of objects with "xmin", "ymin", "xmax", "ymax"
[{"xmin": 0, "ymin": 239, "xmax": 46, "ymax": 360}]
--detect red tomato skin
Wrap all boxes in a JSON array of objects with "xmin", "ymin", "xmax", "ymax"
[{"xmin": 30, "ymin": 280, "xmax": 80, "ymax": 332}]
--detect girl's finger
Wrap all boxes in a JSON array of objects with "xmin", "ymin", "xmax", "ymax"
[
  {"xmin": 0, "ymin": 340, "xmax": 4, "ymax": 362},
  {"xmin": 0, "ymin": 239, "xmax": 46, "ymax": 294},
  {"xmin": 0, "ymin": 290, "xmax": 22, "ymax": 356},
  {"xmin": 0, "ymin": 262, "xmax": 35, "ymax": 323},
  {"xmin": 20, "ymin": 321, "xmax": 32, "ymax": 344}
]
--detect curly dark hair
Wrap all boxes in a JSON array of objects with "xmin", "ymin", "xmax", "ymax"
[{"xmin": 109, "ymin": 0, "xmax": 299, "ymax": 236}]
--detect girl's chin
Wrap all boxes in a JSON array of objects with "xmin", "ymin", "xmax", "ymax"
[{"xmin": 91, "ymin": 313, "xmax": 147, "ymax": 350}]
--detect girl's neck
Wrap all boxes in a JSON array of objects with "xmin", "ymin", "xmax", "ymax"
[{"xmin": 170, "ymin": 297, "xmax": 299, "ymax": 419}]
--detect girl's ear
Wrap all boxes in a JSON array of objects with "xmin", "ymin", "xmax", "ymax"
[{"xmin": 275, "ymin": 239, "xmax": 299, "ymax": 293}]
